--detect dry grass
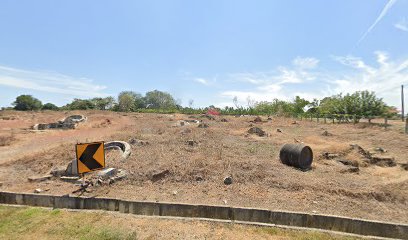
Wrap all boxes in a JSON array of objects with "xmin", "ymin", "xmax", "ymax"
[
  {"xmin": 0, "ymin": 133, "xmax": 15, "ymax": 147},
  {"xmin": 0, "ymin": 205, "xmax": 361, "ymax": 240}
]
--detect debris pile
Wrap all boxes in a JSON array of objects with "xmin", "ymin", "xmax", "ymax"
[
  {"xmin": 32, "ymin": 115, "xmax": 87, "ymax": 130},
  {"xmin": 322, "ymin": 130, "xmax": 333, "ymax": 136},
  {"xmin": 322, "ymin": 144, "xmax": 397, "ymax": 170},
  {"xmin": 351, "ymin": 144, "xmax": 396, "ymax": 167},
  {"xmin": 248, "ymin": 127, "xmax": 266, "ymax": 137}
]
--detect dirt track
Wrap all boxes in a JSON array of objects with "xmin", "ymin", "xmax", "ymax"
[{"xmin": 0, "ymin": 110, "xmax": 407, "ymax": 224}]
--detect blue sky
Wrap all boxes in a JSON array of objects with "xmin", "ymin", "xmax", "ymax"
[{"xmin": 1, "ymin": 0, "xmax": 408, "ymax": 109}]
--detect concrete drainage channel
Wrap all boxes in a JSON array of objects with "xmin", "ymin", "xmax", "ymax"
[{"xmin": 0, "ymin": 192, "xmax": 407, "ymax": 239}]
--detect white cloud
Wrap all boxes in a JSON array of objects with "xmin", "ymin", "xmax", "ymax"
[
  {"xmin": 218, "ymin": 53, "xmax": 408, "ymax": 109},
  {"xmin": 219, "ymin": 56, "xmax": 322, "ymax": 106},
  {"xmin": 357, "ymin": 0, "xmax": 398, "ymax": 45},
  {"xmin": 395, "ymin": 17, "xmax": 408, "ymax": 32},
  {"xmin": 194, "ymin": 78, "xmax": 210, "ymax": 85},
  {"xmin": 330, "ymin": 52, "xmax": 408, "ymax": 108},
  {"xmin": 292, "ymin": 57, "xmax": 319, "ymax": 69},
  {"xmin": 0, "ymin": 65, "xmax": 108, "ymax": 97},
  {"xmin": 193, "ymin": 76, "xmax": 217, "ymax": 86}
]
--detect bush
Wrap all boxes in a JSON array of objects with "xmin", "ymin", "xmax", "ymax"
[
  {"xmin": 42, "ymin": 103, "xmax": 59, "ymax": 111},
  {"xmin": 13, "ymin": 95, "xmax": 42, "ymax": 111}
]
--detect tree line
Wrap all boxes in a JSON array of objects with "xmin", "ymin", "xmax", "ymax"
[{"xmin": 5, "ymin": 90, "xmax": 399, "ymax": 120}]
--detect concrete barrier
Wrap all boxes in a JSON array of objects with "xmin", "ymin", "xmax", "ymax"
[{"xmin": 0, "ymin": 191, "xmax": 406, "ymax": 239}]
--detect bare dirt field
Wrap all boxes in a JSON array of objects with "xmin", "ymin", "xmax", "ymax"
[{"xmin": 0, "ymin": 110, "xmax": 407, "ymax": 224}]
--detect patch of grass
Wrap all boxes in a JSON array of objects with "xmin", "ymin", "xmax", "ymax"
[
  {"xmin": 0, "ymin": 206, "xmax": 362, "ymax": 240},
  {"xmin": 0, "ymin": 206, "xmax": 137, "ymax": 240}
]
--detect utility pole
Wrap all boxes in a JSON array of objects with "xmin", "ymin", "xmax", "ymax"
[{"xmin": 402, "ymin": 85, "xmax": 405, "ymax": 122}]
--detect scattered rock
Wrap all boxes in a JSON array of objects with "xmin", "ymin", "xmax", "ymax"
[
  {"xmin": 223, "ymin": 176, "xmax": 233, "ymax": 185},
  {"xmin": 350, "ymin": 144, "xmax": 371, "ymax": 159},
  {"xmin": 172, "ymin": 190, "xmax": 178, "ymax": 196},
  {"xmin": 184, "ymin": 119, "xmax": 200, "ymax": 124},
  {"xmin": 223, "ymin": 199, "xmax": 228, "ymax": 204},
  {"xmin": 65, "ymin": 160, "xmax": 78, "ymax": 176},
  {"xmin": 322, "ymin": 130, "xmax": 333, "ymax": 136},
  {"xmin": 186, "ymin": 140, "xmax": 198, "ymax": 146},
  {"xmin": 180, "ymin": 128, "xmax": 192, "ymax": 135},
  {"xmin": 152, "ymin": 170, "xmax": 170, "ymax": 182},
  {"xmin": 108, "ymin": 177, "xmax": 115, "ymax": 185},
  {"xmin": 50, "ymin": 166, "xmax": 66, "ymax": 177},
  {"xmin": 400, "ymin": 163, "xmax": 408, "ymax": 171},
  {"xmin": 173, "ymin": 120, "xmax": 190, "ymax": 127},
  {"xmin": 340, "ymin": 166, "xmax": 360, "ymax": 174},
  {"xmin": 374, "ymin": 147, "xmax": 387, "ymax": 153},
  {"xmin": 96, "ymin": 179, "xmax": 104, "ymax": 186},
  {"xmin": 322, "ymin": 152, "xmax": 340, "ymax": 159},
  {"xmin": 220, "ymin": 118, "xmax": 228, "ymax": 122},
  {"xmin": 198, "ymin": 123, "xmax": 209, "ymax": 128},
  {"xmin": 195, "ymin": 176, "xmax": 204, "ymax": 182},
  {"xmin": 294, "ymin": 138, "xmax": 303, "ymax": 144},
  {"xmin": 60, "ymin": 176, "xmax": 80, "ymax": 182},
  {"xmin": 253, "ymin": 116, "xmax": 262, "ymax": 123},
  {"xmin": 369, "ymin": 156, "xmax": 396, "ymax": 167},
  {"xmin": 248, "ymin": 127, "xmax": 266, "ymax": 137},
  {"xmin": 113, "ymin": 169, "xmax": 128, "ymax": 181},
  {"xmin": 97, "ymin": 168, "xmax": 118, "ymax": 180},
  {"xmin": 267, "ymin": 117, "xmax": 272, "ymax": 121},
  {"xmin": 292, "ymin": 121, "xmax": 298, "ymax": 124},
  {"xmin": 338, "ymin": 159, "xmax": 359, "ymax": 167},
  {"xmin": 34, "ymin": 189, "xmax": 43, "ymax": 193},
  {"xmin": 0, "ymin": 182, "xmax": 3, "ymax": 187},
  {"xmin": 129, "ymin": 138, "xmax": 149, "ymax": 146},
  {"xmin": 28, "ymin": 175, "xmax": 52, "ymax": 182},
  {"xmin": 277, "ymin": 128, "xmax": 282, "ymax": 133}
]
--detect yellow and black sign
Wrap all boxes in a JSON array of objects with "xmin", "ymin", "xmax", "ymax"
[{"xmin": 76, "ymin": 142, "xmax": 105, "ymax": 174}]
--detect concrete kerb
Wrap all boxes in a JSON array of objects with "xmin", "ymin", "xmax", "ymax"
[{"xmin": 0, "ymin": 191, "xmax": 406, "ymax": 239}]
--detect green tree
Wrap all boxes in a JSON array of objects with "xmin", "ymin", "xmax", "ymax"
[
  {"xmin": 13, "ymin": 95, "xmax": 42, "ymax": 111},
  {"xmin": 64, "ymin": 99, "xmax": 95, "ymax": 110},
  {"xmin": 358, "ymin": 90, "xmax": 386, "ymax": 122},
  {"xmin": 91, "ymin": 97, "xmax": 116, "ymax": 110},
  {"xmin": 293, "ymin": 96, "xmax": 310, "ymax": 115},
  {"xmin": 42, "ymin": 103, "xmax": 59, "ymax": 111},
  {"xmin": 118, "ymin": 91, "xmax": 138, "ymax": 112},
  {"xmin": 144, "ymin": 90, "xmax": 176, "ymax": 109}
]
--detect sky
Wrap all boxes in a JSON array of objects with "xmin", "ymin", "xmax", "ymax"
[{"xmin": 1, "ymin": 0, "xmax": 408, "ymax": 109}]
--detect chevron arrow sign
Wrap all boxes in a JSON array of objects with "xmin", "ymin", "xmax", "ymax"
[{"xmin": 76, "ymin": 142, "xmax": 105, "ymax": 174}]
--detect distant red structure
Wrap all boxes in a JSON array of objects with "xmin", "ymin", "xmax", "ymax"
[{"xmin": 206, "ymin": 108, "xmax": 220, "ymax": 116}]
